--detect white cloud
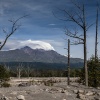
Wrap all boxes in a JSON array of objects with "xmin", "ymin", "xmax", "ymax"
[
  {"xmin": 43, "ymin": 40, "xmax": 64, "ymax": 47},
  {"xmin": 3, "ymin": 39, "xmax": 55, "ymax": 51},
  {"xmin": 49, "ymin": 24, "xmax": 56, "ymax": 26}
]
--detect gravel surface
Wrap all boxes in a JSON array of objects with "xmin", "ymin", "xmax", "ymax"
[{"xmin": 0, "ymin": 77, "xmax": 100, "ymax": 100}]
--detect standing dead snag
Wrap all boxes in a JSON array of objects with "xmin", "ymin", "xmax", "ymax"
[
  {"xmin": 64, "ymin": 39, "xmax": 70, "ymax": 85},
  {"xmin": 67, "ymin": 39, "xmax": 70, "ymax": 85},
  {"xmin": 24, "ymin": 64, "xmax": 32, "ymax": 78},
  {"xmin": 0, "ymin": 15, "xmax": 28, "ymax": 50},
  {"xmin": 17, "ymin": 63, "xmax": 24, "ymax": 79},
  {"xmin": 58, "ymin": 1, "xmax": 95, "ymax": 86},
  {"xmin": 95, "ymin": 4, "xmax": 99, "ymax": 61}
]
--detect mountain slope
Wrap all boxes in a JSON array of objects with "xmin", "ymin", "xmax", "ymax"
[{"xmin": 0, "ymin": 46, "xmax": 83, "ymax": 64}]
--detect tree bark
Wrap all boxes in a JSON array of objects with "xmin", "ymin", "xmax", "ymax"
[
  {"xmin": 84, "ymin": 30, "xmax": 88, "ymax": 86},
  {"xmin": 83, "ymin": 5, "xmax": 88, "ymax": 87},
  {"xmin": 95, "ymin": 6, "xmax": 98, "ymax": 61},
  {"xmin": 67, "ymin": 39, "xmax": 70, "ymax": 85}
]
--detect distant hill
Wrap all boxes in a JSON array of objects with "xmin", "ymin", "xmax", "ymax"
[
  {"xmin": 0, "ymin": 46, "xmax": 84, "ymax": 69},
  {"xmin": 0, "ymin": 46, "xmax": 83, "ymax": 63}
]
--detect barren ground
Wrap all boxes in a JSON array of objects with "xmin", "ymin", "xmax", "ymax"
[{"xmin": 0, "ymin": 77, "xmax": 100, "ymax": 100}]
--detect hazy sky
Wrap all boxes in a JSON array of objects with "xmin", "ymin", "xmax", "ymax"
[{"xmin": 0, "ymin": 0, "xmax": 100, "ymax": 59}]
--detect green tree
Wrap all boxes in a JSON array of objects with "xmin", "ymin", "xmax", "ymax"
[
  {"xmin": 88, "ymin": 56, "xmax": 100, "ymax": 87},
  {"xmin": 80, "ymin": 56, "xmax": 100, "ymax": 87},
  {"xmin": 0, "ymin": 65, "xmax": 10, "ymax": 81}
]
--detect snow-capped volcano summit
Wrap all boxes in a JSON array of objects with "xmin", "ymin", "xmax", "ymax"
[
  {"xmin": 23, "ymin": 40, "xmax": 55, "ymax": 51},
  {"xmin": 3, "ymin": 39, "xmax": 55, "ymax": 51}
]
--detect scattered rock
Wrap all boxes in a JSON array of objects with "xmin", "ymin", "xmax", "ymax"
[
  {"xmin": 25, "ymin": 90, "xmax": 31, "ymax": 94},
  {"xmin": 3, "ymin": 97, "xmax": 9, "ymax": 100},
  {"xmin": 86, "ymin": 91, "xmax": 95, "ymax": 96},
  {"xmin": 66, "ymin": 86, "xmax": 70, "ymax": 89},
  {"xmin": 45, "ymin": 88, "xmax": 49, "ymax": 92},
  {"xmin": 0, "ymin": 96, "xmax": 9, "ymax": 100},
  {"xmin": 18, "ymin": 82, "xmax": 31, "ymax": 87},
  {"xmin": 94, "ymin": 96, "xmax": 100, "ymax": 100},
  {"xmin": 65, "ymin": 91, "xmax": 71, "ymax": 95},
  {"xmin": 10, "ymin": 91, "xmax": 17, "ymax": 95},
  {"xmin": 77, "ymin": 93, "xmax": 86, "ymax": 100},
  {"xmin": 78, "ymin": 90, "xmax": 85, "ymax": 94},
  {"xmin": 17, "ymin": 95, "xmax": 25, "ymax": 100},
  {"xmin": 97, "ymin": 87, "xmax": 100, "ymax": 89},
  {"xmin": 61, "ymin": 89, "xmax": 66, "ymax": 93},
  {"xmin": 77, "ymin": 90, "xmax": 87, "ymax": 100},
  {"xmin": 0, "ymin": 78, "xmax": 99, "ymax": 100},
  {"xmin": 50, "ymin": 88, "xmax": 58, "ymax": 92},
  {"xmin": 73, "ymin": 90, "xmax": 78, "ymax": 94},
  {"xmin": 97, "ymin": 92, "xmax": 100, "ymax": 96}
]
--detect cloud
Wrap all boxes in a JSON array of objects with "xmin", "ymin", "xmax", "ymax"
[
  {"xmin": 3, "ymin": 39, "xmax": 55, "ymax": 51},
  {"xmin": 43, "ymin": 40, "xmax": 64, "ymax": 47},
  {"xmin": 49, "ymin": 24, "xmax": 56, "ymax": 26}
]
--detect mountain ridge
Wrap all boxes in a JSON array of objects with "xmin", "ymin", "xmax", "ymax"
[{"xmin": 0, "ymin": 46, "xmax": 83, "ymax": 64}]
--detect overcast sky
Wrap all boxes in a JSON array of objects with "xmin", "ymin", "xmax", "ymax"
[{"xmin": 0, "ymin": 0, "xmax": 100, "ymax": 59}]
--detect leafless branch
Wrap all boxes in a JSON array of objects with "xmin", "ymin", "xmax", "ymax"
[
  {"xmin": 71, "ymin": 0, "xmax": 83, "ymax": 11},
  {"xmin": 52, "ymin": 10, "xmax": 73, "ymax": 22},
  {"xmin": 0, "ymin": 15, "xmax": 28, "ymax": 50},
  {"xmin": 62, "ymin": 9, "xmax": 84, "ymax": 29},
  {"xmin": 65, "ymin": 29, "xmax": 84, "ymax": 41},
  {"xmin": 74, "ymin": 11, "xmax": 84, "ymax": 24},
  {"xmin": 86, "ymin": 22, "xmax": 95, "ymax": 31},
  {"xmin": 70, "ymin": 40, "xmax": 84, "ymax": 45}
]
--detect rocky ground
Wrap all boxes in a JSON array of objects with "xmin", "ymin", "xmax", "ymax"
[{"xmin": 0, "ymin": 77, "xmax": 100, "ymax": 100}]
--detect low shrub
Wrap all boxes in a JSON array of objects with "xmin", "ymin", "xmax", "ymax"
[
  {"xmin": 1, "ymin": 82, "xmax": 11, "ymax": 87},
  {"xmin": 43, "ymin": 79, "xmax": 57, "ymax": 86}
]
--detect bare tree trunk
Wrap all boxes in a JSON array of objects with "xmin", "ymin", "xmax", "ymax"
[
  {"xmin": 84, "ymin": 30, "xmax": 88, "ymax": 86},
  {"xmin": 95, "ymin": 6, "xmax": 98, "ymax": 61},
  {"xmin": 67, "ymin": 39, "xmax": 70, "ymax": 85},
  {"xmin": 17, "ymin": 63, "xmax": 23, "ymax": 79},
  {"xmin": 18, "ymin": 68, "xmax": 21, "ymax": 79},
  {"xmin": 17, "ymin": 67, "xmax": 21, "ymax": 79},
  {"xmin": 83, "ymin": 4, "xmax": 88, "ymax": 87},
  {"xmin": 27, "ymin": 66, "xmax": 30, "ymax": 78}
]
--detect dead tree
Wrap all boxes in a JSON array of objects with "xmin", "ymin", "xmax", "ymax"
[
  {"xmin": 64, "ymin": 39, "xmax": 70, "ymax": 85},
  {"xmin": 24, "ymin": 64, "xmax": 32, "ymax": 78},
  {"xmin": 17, "ymin": 63, "xmax": 23, "ymax": 79},
  {"xmin": 0, "ymin": 15, "xmax": 28, "ymax": 50},
  {"xmin": 67, "ymin": 39, "xmax": 70, "ymax": 85},
  {"xmin": 58, "ymin": 1, "xmax": 94, "ymax": 86},
  {"xmin": 95, "ymin": 4, "xmax": 99, "ymax": 61}
]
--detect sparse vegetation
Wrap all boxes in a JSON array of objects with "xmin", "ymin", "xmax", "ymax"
[
  {"xmin": 9, "ymin": 68, "xmax": 82, "ymax": 78},
  {"xmin": 43, "ymin": 79, "xmax": 57, "ymax": 86},
  {"xmin": 0, "ymin": 65, "xmax": 10, "ymax": 81},
  {"xmin": 1, "ymin": 82, "xmax": 11, "ymax": 87},
  {"xmin": 79, "ymin": 56, "xmax": 100, "ymax": 87},
  {"xmin": 0, "ymin": 65, "xmax": 10, "ymax": 88}
]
